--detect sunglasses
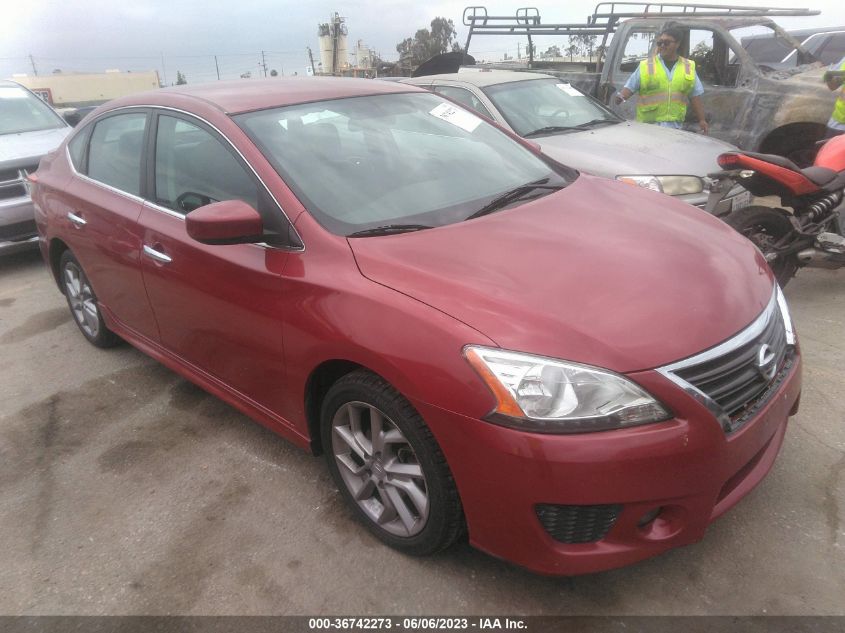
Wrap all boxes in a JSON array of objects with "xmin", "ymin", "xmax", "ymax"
[{"xmin": 656, "ymin": 39, "xmax": 677, "ymax": 47}]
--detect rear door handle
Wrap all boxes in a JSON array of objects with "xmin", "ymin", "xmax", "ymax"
[
  {"xmin": 143, "ymin": 244, "xmax": 172, "ymax": 264},
  {"xmin": 68, "ymin": 212, "xmax": 87, "ymax": 227}
]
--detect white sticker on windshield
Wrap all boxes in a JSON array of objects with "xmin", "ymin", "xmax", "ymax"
[
  {"xmin": 429, "ymin": 102, "xmax": 482, "ymax": 133},
  {"xmin": 557, "ymin": 83, "xmax": 584, "ymax": 97}
]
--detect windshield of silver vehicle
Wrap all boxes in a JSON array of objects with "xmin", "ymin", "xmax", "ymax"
[
  {"xmin": 733, "ymin": 25, "xmax": 813, "ymax": 67},
  {"xmin": 482, "ymin": 79, "xmax": 619, "ymax": 137},
  {"xmin": 0, "ymin": 85, "xmax": 66, "ymax": 135},
  {"xmin": 235, "ymin": 92, "xmax": 573, "ymax": 236}
]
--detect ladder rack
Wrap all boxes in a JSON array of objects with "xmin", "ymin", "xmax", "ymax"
[{"xmin": 462, "ymin": 3, "xmax": 820, "ymax": 65}]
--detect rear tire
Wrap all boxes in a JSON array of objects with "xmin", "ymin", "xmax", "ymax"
[
  {"xmin": 59, "ymin": 250, "xmax": 120, "ymax": 348},
  {"xmin": 320, "ymin": 369, "xmax": 464, "ymax": 556},
  {"xmin": 724, "ymin": 205, "xmax": 799, "ymax": 287}
]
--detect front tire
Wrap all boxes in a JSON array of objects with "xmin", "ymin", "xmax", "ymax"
[
  {"xmin": 724, "ymin": 205, "xmax": 799, "ymax": 287},
  {"xmin": 59, "ymin": 250, "xmax": 120, "ymax": 348},
  {"xmin": 320, "ymin": 370, "xmax": 464, "ymax": 556}
]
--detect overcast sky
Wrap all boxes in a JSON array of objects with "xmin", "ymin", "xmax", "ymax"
[{"xmin": 4, "ymin": 0, "xmax": 845, "ymax": 84}]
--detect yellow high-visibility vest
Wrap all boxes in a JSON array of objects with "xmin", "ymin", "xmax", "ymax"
[
  {"xmin": 832, "ymin": 60, "xmax": 845, "ymax": 124},
  {"xmin": 637, "ymin": 56, "xmax": 697, "ymax": 124}
]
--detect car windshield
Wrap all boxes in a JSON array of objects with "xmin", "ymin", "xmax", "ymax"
[
  {"xmin": 0, "ymin": 85, "xmax": 66, "ymax": 135},
  {"xmin": 235, "ymin": 92, "xmax": 574, "ymax": 236},
  {"xmin": 482, "ymin": 78, "xmax": 620, "ymax": 137}
]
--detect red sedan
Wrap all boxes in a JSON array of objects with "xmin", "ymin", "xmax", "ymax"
[{"xmin": 30, "ymin": 78, "xmax": 801, "ymax": 575}]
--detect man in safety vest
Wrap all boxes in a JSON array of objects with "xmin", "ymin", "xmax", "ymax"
[
  {"xmin": 614, "ymin": 27, "xmax": 709, "ymax": 135},
  {"xmin": 823, "ymin": 56, "xmax": 845, "ymax": 138}
]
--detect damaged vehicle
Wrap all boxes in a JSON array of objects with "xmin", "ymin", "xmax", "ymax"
[
  {"xmin": 1, "ymin": 80, "xmax": 71, "ymax": 255},
  {"xmin": 403, "ymin": 70, "xmax": 750, "ymax": 214},
  {"xmin": 462, "ymin": 3, "xmax": 839, "ymax": 164},
  {"xmin": 31, "ymin": 78, "xmax": 801, "ymax": 575}
]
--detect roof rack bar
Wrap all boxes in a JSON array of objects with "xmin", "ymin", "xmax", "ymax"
[
  {"xmin": 466, "ymin": 28, "xmax": 610, "ymax": 35},
  {"xmin": 590, "ymin": 2, "xmax": 820, "ymax": 23},
  {"xmin": 461, "ymin": 3, "xmax": 820, "ymax": 66}
]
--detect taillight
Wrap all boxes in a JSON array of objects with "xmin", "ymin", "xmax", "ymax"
[{"xmin": 717, "ymin": 153, "xmax": 741, "ymax": 168}]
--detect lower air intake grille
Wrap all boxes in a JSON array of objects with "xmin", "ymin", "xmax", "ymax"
[
  {"xmin": 536, "ymin": 503, "xmax": 622, "ymax": 544},
  {"xmin": 0, "ymin": 220, "xmax": 37, "ymax": 242}
]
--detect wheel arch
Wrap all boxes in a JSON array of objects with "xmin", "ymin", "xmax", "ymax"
[
  {"xmin": 48, "ymin": 238, "xmax": 71, "ymax": 292},
  {"xmin": 304, "ymin": 359, "xmax": 366, "ymax": 455},
  {"xmin": 758, "ymin": 122, "xmax": 828, "ymax": 159}
]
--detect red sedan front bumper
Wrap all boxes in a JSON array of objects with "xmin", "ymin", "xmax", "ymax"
[{"xmin": 413, "ymin": 354, "xmax": 802, "ymax": 576}]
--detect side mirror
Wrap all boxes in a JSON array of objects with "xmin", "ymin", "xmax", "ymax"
[{"xmin": 185, "ymin": 200, "xmax": 264, "ymax": 245}]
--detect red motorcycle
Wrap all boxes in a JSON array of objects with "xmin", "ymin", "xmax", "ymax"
[{"xmin": 706, "ymin": 133, "xmax": 845, "ymax": 287}]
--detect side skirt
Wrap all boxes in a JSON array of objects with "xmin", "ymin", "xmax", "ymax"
[{"xmin": 100, "ymin": 304, "xmax": 312, "ymax": 453}]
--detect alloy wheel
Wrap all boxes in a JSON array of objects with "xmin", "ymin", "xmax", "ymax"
[
  {"xmin": 331, "ymin": 401, "xmax": 430, "ymax": 537},
  {"xmin": 63, "ymin": 262, "xmax": 100, "ymax": 339}
]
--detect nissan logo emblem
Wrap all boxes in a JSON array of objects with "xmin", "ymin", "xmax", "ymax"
[{"xmin": 756, "ymin": 343, "xmax": 777, "ymax": 381}]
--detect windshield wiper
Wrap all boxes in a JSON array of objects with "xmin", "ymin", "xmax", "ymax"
[
  {"xmin": 347, "ymin": 224, "xmax": 433, "ymax": 237},
  {"xmin": 465, "ymin": 179, "xmax": 565, "ymax": 221},
  {"xmin": 524, "ymin": 125, "xmax": 578, "ymax": 138},
  {"xmin": 573, "ymin": 118, "xmax": 619, "ymax": 129}
]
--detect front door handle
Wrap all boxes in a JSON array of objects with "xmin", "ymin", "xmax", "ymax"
[
  {"xmin": 143, "ymin": 244, "xmax": 172, "ymax": 264},
  {"xmin": 68, "ymin": 212, "xmax": 87, "ymax": 227}
]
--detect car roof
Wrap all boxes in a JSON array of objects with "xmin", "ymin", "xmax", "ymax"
[
  {"xmin": 104, "ymin": 77, "xmax": 423, "ymax": 115},
  {"xmin": 405, "ymin": 70, "xmax": 555, "ymax": 88}
]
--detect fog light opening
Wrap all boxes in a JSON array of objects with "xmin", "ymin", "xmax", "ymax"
[{"xmin": 637, "ymin": 507, "xmax": 662, "ymax": 528}]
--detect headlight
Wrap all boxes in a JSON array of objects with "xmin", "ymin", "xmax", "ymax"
[
  {"xmin": 617, "ymin": 175, "xmax": 704, "ymax": 195},
  {"xmin": 464, "ymin": 346, "xmax": 672, "ymax": 434},
  {"xmin": 776, "ymin": 285, "xmax": 796, "ymax": 345}
]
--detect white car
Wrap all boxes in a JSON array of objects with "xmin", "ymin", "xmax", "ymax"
[{"xmin": 0, "ymin": 80, "xmax": 71, "ymax": 255}]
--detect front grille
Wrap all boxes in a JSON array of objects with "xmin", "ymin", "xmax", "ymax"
[
  {"xmin": 0, "ymin": 165, "xmax": 35, "ymax": 201},
  {"xmin": 661, "ymin": 290, "xmax": 792, "ymax": 434},
  {"xmin": 536, "ymin": 503, "xmax": 622, "ymax": 544},
  {"xmin": 0, "ymin": 220, "xmax": 37, "ymax": 242}
]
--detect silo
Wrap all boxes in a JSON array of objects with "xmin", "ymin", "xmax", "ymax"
[
  {"xmin": 317, "ymin": 13, "xmax": 349, "ymax": 75},
  {"xmin": 356, "ymin": 40, "xmax": 372, "ymax": 69}
]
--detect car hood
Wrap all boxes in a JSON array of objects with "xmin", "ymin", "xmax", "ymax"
[
  {"xmin": 349, "ymin": 175, "xmax": 774, "ymax": 373},
  {"xmin": 536, "ymin": 121, "xmax": 736, "ymax": 179},
  {"xmin": 0, "ymin": 127, "xmax": 70, "ymax": 165}
]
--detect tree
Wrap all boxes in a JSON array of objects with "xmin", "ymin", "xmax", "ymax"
[
  {"xmin": 566, "ymin": 44, "xmax": 578, "ymax": 61},
  {"xmin": 692, "ymin": 41, "xmax": 712, "ymax": 57},
  {"xmin": 396, "ymin": 17, "xmax": 462, "ymax": 67},
  {"xmin": 175, "ymin": 71, "xmax": 187, "ymax": 85},
  {"xmin": 595, "ymin": 44, "xmax": 608, "ymax": 63},
  {"xmin": 571, "ymin": 34, "xmax": 597, "ymax": 59},
  {"xmin": 270, "ymin": 69, "xmax": 279, "ymax": 77},
  {"xmin": 544, "ymin": 45, "xmax": 561, "ymax": 59}
]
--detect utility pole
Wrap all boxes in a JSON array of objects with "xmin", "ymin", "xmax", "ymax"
[
  {"xmin": 307, "ymin": 47, "xmax": 316, "ymax": 76},
  {"xmin": 161, "ymin": 52, "xmax": 168, "ymax": 86},
  {"xmin": 29, "ymin": 54, "xmax": 38, "ymax": 76},
  {"xmin": 517, "ymin": 43, "xmax": 521, "ymax": 59},
  {"xmin": 214, "ymin": 55, "xmax": 220, "ymax": 80},
  {"xmin": 261, "ymin": 51, "xmax": 268, "ymax": 77},
  {"xmin": 331, "ymin": 15, "xmax": 339, "ymax": 75}
]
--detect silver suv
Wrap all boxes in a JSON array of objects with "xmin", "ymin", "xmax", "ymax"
[{"xmin": 1, "ymin": 80, "xmax": 70, "ymax": 255}]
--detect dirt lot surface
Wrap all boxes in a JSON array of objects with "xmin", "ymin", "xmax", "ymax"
[{"xmin": 1, "ymin": 249, "xmax": 843, "ymax": 615}]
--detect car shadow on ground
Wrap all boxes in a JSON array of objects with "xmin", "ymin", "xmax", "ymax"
[{"xmin": 1, "ymin": 249, "xmax": 45, "ymax": 275}]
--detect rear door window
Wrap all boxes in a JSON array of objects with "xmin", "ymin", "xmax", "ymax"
[{"xmin": 86, "ymin": 112, "xmax": 147, "ymax": 196}]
